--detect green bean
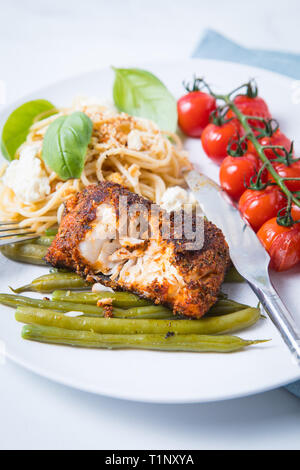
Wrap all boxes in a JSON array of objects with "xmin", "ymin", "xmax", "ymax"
[
  {"xmin": 45, "ymin": 228, "xmax": 58, "ymax": 236},
  {"xmin": 0, "ymin": 293, "xmax": 171, "ymax": 319},
  {"xmin": 15, "ymin": 306, "xmax": 261, "ymax": 335},
  {"xmin": 207, "ymin": 299, "xmax": 249, "ymax": 316},
  {"xmin": 120, "ymin": 305, "xmax": 172, "ymax": 318},
  {"xmin": 0, "ymin": 293, "xmax": 121, "ymax": 316},
  {"xmin": 0, "ymin": 243, "xmax": 48, "ymax": 266},
  {"xmin": 36, "ymin": 236, "xmax": 55, "ymax": 247},
  {"xmin": 21, "ymin": 324, "xmax": 267, "ymax": 352},
  {"xmin": 52, "ymin": 290, "xmax": 249, "ymax": 317},
  {"xmin": 224, "ymin": 266, "xmax": 245, "ymax": 283},
  {"xmin": 12, "ymin": 273, "xmax": 91, "ymax": 294},
  {"xmin": 49, "ymin": 268, "xmax": 71, "ymax": 274},
  {"xmin": 218, "ymin": 291, "xmax": 228, "ymax": 300},
  {"xmin": 52, "ymin": 290, "xmax": 154, "ymax": 308}
]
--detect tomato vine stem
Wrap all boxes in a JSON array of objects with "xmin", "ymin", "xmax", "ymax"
[
  {"xmin": 222, "ymin": 95, "xmax": 300, "ymax": 210},
  {"xmin": 199, "ymin": 79, "xmax": 300, "ymax": 224}
]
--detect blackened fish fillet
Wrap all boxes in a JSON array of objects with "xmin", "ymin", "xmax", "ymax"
[{"xmin": 45, "ymin": 182, "xmax": 230, "ymax": 318}]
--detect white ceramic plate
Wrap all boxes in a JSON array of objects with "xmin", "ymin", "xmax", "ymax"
[{"xmin": 0, "ymin": 59, "xmax": 300, "ymax": 403}]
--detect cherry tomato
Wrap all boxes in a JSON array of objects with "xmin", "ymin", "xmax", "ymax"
[
  {"xmin": 269, "ymin": 160, "xmax": 300, "ymax": 192},
  {"xmin": 268, "ymin": 130, "xmax": 293, "ymax": 156},
  {"xmin": 257, "ymin": 217, "xmax": 300, "ymax": 271},
  {"xmin": 238, "ymin": 186, "xmax": 286, "ymax": 232},
  {"xmin": 201, "ymin": 121, "xmax": 242, "ymax": 164},
  {"xmin": 177, "ymin": 91, "xmax": 216, "ymax": 137},
  {"xmin": 291, "ymin": 204, "xmax": 300, "ymax": 222},
  {"xmin": 219, "ymin": 153, "xmax": 259, "ymax": 200},
  {"xmin": 227, "ymin": 94, "xmax": 271, "ymax": 131},
  {"xmin": 248, "ymin": 130, "xmax": 293, "ymax": 160}
]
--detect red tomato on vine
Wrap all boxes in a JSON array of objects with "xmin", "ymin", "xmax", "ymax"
[
  {"xmin": 238, "ymin": 186, "xmax": 286, "ymax": 232},
  {"xmin": 177, "ymin": 86, "xmax": 216, "ymax": 137},
  {"xmin": 201, "ymin": 120, "xmax": 242, "ymax": 165},
  {"xmin": 291, "ymin": 204, "xmax": 300, "ymax": 222},
  {"xmin": 226, "ymin": 81, "xmax": 271, "ymax": 132},
  {"xmin": 257, "ymin": 217, "xmax": 300, "ymax": 271},
  {"xmin": 248, "ymin": 129, "xmax": 293, "ymax": 160},
  {"xmin": 269, "ymin": 160, "xmax": 300, "ymax": 192},
  {"xmin": 219, "ymin": 153, "xmax": 259, "ymax": 200}
]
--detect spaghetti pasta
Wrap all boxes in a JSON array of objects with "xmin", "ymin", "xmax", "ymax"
[{"xmin": 0, "ymin": 101, "xmax": 191, "ymax": 233}]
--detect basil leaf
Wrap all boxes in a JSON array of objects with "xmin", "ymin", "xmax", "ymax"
[
  {"xmin": 113, "ymin": 67, "xmax": 177, "ymax": 132},
  {"xmin": 1, "ymin": 99, "xmax": 56, "ymax": 161},
  {"xmin": 42, "ymin": 111, "xmax": 93, "ymax": 181}
]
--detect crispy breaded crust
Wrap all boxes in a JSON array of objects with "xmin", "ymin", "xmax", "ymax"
[{"xmin": 45, "ymin": 182, "xmax": 230, "ymax": 317}]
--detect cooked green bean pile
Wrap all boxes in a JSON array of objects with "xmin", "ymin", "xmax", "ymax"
[
  {"xmin": 0, "ymin": 273, "xmax": 267, "ymax": 353},
  {"xmin": 0, "ymin": 237, "xmax": 267, "ymax": 353}
]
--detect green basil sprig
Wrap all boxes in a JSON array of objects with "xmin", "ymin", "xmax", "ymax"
[
  {"xmin": 1, "ymin": 100, "xmax": 56, "ymax": 161},
  {"xmin": 42, "ymin": 111, "xmax": 93, "ymax": 181},
  {"xmin": 112, "ymin": 68, "xmax": 177, "ymax": 132}
]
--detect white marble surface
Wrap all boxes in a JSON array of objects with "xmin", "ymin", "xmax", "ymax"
[{"xmin": 1, "ymin": 0, "xmax": 300, "ymax": 450}]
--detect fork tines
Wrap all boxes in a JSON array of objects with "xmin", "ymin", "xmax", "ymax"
[{"xmin": 0, "ymin": 221, "xmax": 39, "ymax": 246}]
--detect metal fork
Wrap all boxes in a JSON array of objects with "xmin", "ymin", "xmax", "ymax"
[{"xmin": 0, "ymin": 221, "xmax": 39, "ymax": 246}]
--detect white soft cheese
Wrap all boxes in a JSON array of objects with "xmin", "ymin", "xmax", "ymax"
[
  {"xmin": 160, "ymin": 186, "xmax": 197, "ymax": 212},
  {"xmin": 127, "ymin": 130, "xmax": 143, "ymax": 151},
  {"xmin": 3, "ymin": 143, "xmax": 50, "ymax": 203},
  {"xmin": 92, "ymin": 283, "xmax": 114, "ymax": 294}
]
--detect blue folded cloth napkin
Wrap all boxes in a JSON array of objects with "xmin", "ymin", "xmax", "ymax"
[
  {"xmin": 193, "ymin": 29, "xmax": 300, "ymax": 397},
  {"xmin": 193, "ymin": 29, "xmax": 300, "ymax": 79}
]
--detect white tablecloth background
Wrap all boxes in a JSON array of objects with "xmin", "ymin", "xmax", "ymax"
[{"xmin": 1, "ymin": 0, "xmax": 300, "ymax": 450}]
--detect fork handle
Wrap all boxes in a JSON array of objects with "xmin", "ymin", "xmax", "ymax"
[{"xmin": 248, "ymin": 281, "xmax": 300, "ymax": 364}]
